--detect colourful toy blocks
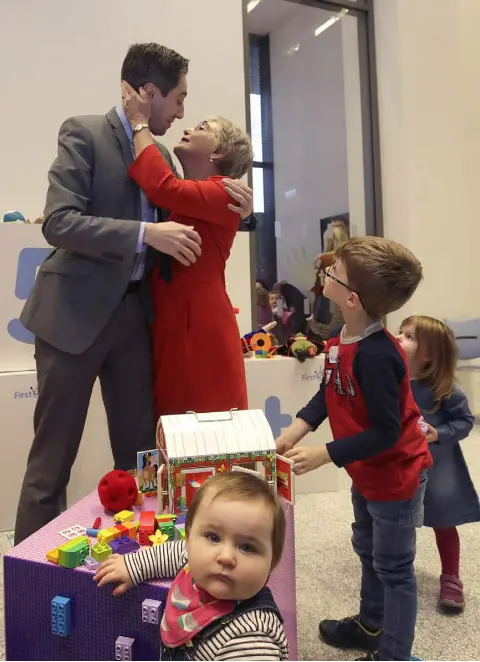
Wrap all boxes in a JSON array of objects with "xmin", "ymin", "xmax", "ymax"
[
  {"xmin": 139, "ymin": 511, "xmax": 156, "ymax": 546},
  {"xmin": 51, "ymin": 596, "xmax": 72, "ymax": 637},
  {"xmin": 158, "ymin": 521, "xmax": 174, "ymax": 540},
  {"xmin": 97, "ymin": 526, "xmax": 121, "ymax": 544},
  {"xmin": 58, "ymin": 536, "xmax": 90, "ymax": 569},
  {"xmin": 46, "ymin": 547, "xmax": 59, "ymax": 564},
  {"xmin": 141, "ymin": 598, "xmax": 162, "ymax": 625},
  {"xmin": 114, "ymin": 510, "xmax": 135, "ymax": 524},
  {"xmin": 121, "ymin": 521, "xmax": 138, "ymax": 540},
  {"xmin": 59, "ymin": 524, "xmax": 87, "ymax": 540},
  {"xmin": 110, "ymin": 537, "xmax": 140, "ymax": 555},
  {"xmin": 91, "ymin": 540, "xmax": 112, "ymax": 563},
  {"xmin": 175, "ymin": 523, "xmax": 186, "ymax": 541},
  {"xmin": 83, "ymin": 556, "xmax": 99, "ymax": 571},
  {"xmin": 115, "ymin": 636, "xmax": 135, "ymax": 661}
]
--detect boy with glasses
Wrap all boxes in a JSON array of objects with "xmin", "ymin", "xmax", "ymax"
[{"xmin": 276, "ymin": 237, "xmax": 432, "ymax": 661}]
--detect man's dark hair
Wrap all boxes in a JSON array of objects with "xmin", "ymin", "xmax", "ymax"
[{"xmin": 121, "ymin": 43, "xmax": 189, "ymax": 97}]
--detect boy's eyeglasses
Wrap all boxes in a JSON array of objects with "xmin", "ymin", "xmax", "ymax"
[{"xmin": 325, "ymin": 265, "xmax": 366, "ymax": 310}]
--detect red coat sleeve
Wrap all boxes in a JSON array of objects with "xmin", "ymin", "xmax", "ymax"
[{"xmin": 128, "ymin": 144, "xmax": 238, "ymax": 228}]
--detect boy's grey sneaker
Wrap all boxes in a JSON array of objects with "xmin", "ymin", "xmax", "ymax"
[{"xmin": 319, "ymin": 614, "xmax": 381, "ymax": 651}]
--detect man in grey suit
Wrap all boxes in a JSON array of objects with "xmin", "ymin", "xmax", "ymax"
[{"xmin": 15, "ymin": 43, "xmax": 253, "ymax": 544}]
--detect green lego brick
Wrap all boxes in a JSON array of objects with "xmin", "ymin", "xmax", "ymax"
[
  {"xmin": 91, "ymin": 541, "xmax": 112, "ymax": 563},
  {"xmin": 158, "ymin": 521, "xmax": 174, "ymax": 540}
]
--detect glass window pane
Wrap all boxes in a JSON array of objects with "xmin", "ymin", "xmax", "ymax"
[
  {"xmin": 252, "ymin": 167, "xmax": 265, "ymax": 214},
  {"xmin": 247, "ymin": 1, "xmax": 371, "ymax": 295},
  {"xmin": 250, "ymin": 93, "xmax": 263, "ymax": 161}
]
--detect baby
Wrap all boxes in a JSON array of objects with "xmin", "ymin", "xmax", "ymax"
[{"xmin": 94, "ymin": 471, "xmax": 288, "ymax": 661}]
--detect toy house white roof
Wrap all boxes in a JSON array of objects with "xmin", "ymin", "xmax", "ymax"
[{"xmin": 160, "ymin": 409, "xmax": 275, "ymax": 461}]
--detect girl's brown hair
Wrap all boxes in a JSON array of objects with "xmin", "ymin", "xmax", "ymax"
[{"xmin": 401, "ymin": 315, "xmax": 457, "ymax": 406}]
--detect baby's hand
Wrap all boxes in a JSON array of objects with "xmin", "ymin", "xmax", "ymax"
[{"xmin": 94, "ymin": 554, "xmax": 133, "ymax": 596}]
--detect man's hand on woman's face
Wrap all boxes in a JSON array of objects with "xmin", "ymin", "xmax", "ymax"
[
  {"xmin": 223, "ymin": 179, "xmax": 253, "ymax": 219},
  {"xmin": 121, "ymin": 80, "xmax": 151, "ymax": 125}
]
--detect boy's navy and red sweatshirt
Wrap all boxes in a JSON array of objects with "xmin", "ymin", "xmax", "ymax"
[{"xmin": 297, "ymin": 325, "xmax": 432, "ymax": 501}]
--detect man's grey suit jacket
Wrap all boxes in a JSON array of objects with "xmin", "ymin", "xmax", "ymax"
[{"xmin": 21, "ymin": 108, "xmax": 175, "ymax": 355}]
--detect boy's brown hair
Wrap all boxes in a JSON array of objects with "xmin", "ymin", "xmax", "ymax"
[
  {"xmin": 336, "ymin": 236, "xmax": 423, "ymax": 319},
  {"xmin": 185, "ymin": 471, "xmax": 286, "ymax": 570}
]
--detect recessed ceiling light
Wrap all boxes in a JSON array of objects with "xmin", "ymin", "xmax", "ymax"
[
  {"xmin": 314, "ymin": 8, "xmax": 349, "ymax": 37},
  {"xmin": 247, "ymin": 0, "xmax": 262, "ymax": 13}
]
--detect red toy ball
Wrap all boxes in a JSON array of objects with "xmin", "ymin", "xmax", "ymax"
[{"xmin": 98, "ymin": 470, "xmax": 137, "ymax": 512}]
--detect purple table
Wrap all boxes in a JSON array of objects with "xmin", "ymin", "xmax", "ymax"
[{"xmin": 4, "ymin": 491, "xmax": 298, "ymax": 660}]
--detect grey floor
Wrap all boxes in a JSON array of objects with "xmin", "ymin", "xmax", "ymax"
[{"xmin": 1, "ymin": 433, "xmax": 479, "ymax": 661}]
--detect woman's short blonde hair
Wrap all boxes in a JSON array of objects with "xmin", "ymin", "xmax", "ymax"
[{"xmin": 209, "ymin": 116, "xmax": 253, "ymax": 180}]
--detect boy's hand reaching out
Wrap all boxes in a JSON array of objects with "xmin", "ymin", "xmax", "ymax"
[
  {"xmin": 94, "ymin": 554, "xmax": 133, "ymax": 596},
  {"xmin": 285, "ymin": 445, "xmax": 332, "ymax": 475}
]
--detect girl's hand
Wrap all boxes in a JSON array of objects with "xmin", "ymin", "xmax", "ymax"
[
  {"xmin": 284, "ymin": 444, "xmax": 331, "ymax": 475},
  {"xmin": 121, "ymin": 80, "xmax": 151, "ymax": 125},
  {"xmin": 94, "ymin": 554, "xmax": 133, "ymax": 596},
  {"xmin": 425, "ymin": 423, "xmax": 439, "ymax": 443}
]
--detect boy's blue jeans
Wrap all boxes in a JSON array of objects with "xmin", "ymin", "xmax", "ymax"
[{"xmin": 351, "ymin": 472, "xmax": 427, "ymax": 661}]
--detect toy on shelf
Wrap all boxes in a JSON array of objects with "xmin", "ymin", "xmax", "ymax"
[
  {"xmin": 241, "ymin": 321, "xmax": 277, "ymax": 358},
  {"xmin": 98, "ymin": 470, "xmax": 138, "ymax": 512},
  {"xmin": 155, "ymin": 409, "xmax": 295, "ymax": 513},
  {"xmin": 2, "ymin": 210, "xmax": 26, "ymax": 223},
  {"xmin": 270, "ymin": 332, "xmax": 324, "ymax": 363}
]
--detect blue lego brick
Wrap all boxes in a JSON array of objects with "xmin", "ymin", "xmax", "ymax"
[
  {"xmin": 115, "ymin": 635, "xmax": 135, "ymax": 660},
  {"xmin": 175, "ymin": 513, "xmax": 186, "ymax": 525},
  {"xmin": 141, "ymin": 598, "xmax": 162, "ymax": 625},
  {"xmin": 51, "ymin": 596, "xmax": 72, "ymax": 637}
]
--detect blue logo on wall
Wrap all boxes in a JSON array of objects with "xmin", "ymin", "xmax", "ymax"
[
  {"xmin": 8, "ymin": 247, "xmax": 51, "ymax": 344},
  {"xmin": 264, "ymin": 396, "xmax": 292, "ymax": 438}
]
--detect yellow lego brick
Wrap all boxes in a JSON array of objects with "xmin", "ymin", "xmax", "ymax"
[
  {"xmin": 113, "ymin": 510, "xmax": 135, "ymax": 524},
  {"xmin": 46, "ymin": 547, "xmax": 59, "ymax": 564},
  {"xmin": 108, "ymin": 526, "xmax": 121, "ymax": 539},
  {"xmin": 97, "ymin": 528, "xmax": 116, "ymax": 544}
]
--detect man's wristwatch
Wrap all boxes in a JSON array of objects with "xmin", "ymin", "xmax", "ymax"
[{"xmin": 132, "ymin": 122, "xmax": 149, "ymax": 135}]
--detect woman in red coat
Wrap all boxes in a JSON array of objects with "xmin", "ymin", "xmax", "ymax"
[{"xmin": 122, "ymin": 81, "xmax": 252, "ymax": 419}]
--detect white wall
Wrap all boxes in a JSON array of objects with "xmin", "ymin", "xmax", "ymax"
[
  {"xmin": 375, "ymin": 0, "xmax": 480, "ymax": 332},
  {"xmin": 0, "ymin": 0, "xmax": 246, "ymax": 219}
]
